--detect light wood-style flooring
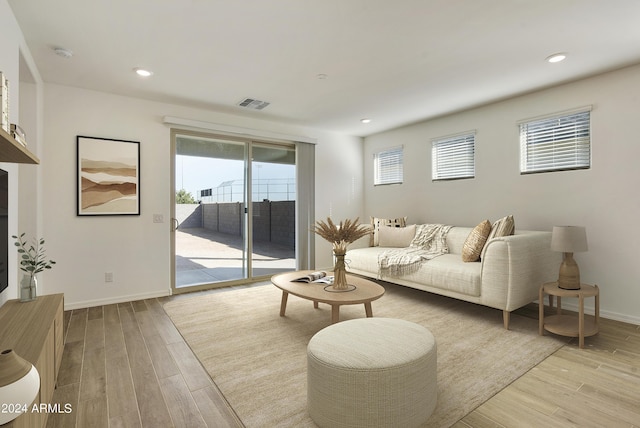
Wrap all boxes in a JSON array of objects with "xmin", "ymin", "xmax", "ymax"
[
  {"xmin": 46, "ymin": 285, "xmax": 640, "ymax": 428},
  {"xmin": 457, "ymin": 307, "xmax": 640, "ymax": 428},
  {"xmin": 46, "ymin": 286, "xmax": 246, "ymax": 428}
]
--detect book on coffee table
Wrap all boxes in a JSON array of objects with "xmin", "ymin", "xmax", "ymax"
[{"xmin": 292, "ymin": 271, "xmax": 334, "ymax": 284}]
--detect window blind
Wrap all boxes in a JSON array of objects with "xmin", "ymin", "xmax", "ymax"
[
  {"xmin": 431, "ymin": 132, "xmax": 475, "ymax": 180},
  {"xmin": 519, "ymin": 109, "xmax": 591, "ymax": 174},
  {"xmin": 374, "ymin": 146, "xmax": 403, "ymax": 185}
]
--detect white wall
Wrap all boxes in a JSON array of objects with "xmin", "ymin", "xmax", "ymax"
[
  {"xmin": 41, "ymin": 84, "xmax": 363, "ymax": 309},
  {"xmin": 363, "ymin": 64, "xmax": 640, "ymax": 324}
]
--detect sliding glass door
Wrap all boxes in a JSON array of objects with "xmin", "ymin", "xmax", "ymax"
[
  {"xmin": 171, "ymin": 131, "xmax": 296, "ymax": 292},
  {"xmin": 250, "ymin": 142, "xmax": 296, "ymax": 277}
]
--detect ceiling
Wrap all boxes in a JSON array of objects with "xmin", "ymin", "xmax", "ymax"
[{"xmin": 8, "ymin": 0, "xmax": 640, "ymax": 137}]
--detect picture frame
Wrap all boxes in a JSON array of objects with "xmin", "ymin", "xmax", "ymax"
[{"xmin": 77, "ymin": 135, "xmax": 140, "ymax": 216}]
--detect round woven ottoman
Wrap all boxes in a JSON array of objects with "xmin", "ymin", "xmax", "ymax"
[{"xmin": 307, "ymin": 317, "xmax": 437, "ymax": 428}]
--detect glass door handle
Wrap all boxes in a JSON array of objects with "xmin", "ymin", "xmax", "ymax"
[{"xmin": 171, "ymin": 218, "xmax": 180, "ymax": 231}]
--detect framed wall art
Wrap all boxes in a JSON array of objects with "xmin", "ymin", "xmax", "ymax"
[{"xmin": 77, "ymin": 135, "xmax": 140, "ymax": 216}]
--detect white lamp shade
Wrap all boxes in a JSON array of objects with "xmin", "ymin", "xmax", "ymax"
[
  {"xmin": 551, "ymin": 226, "xmax": 588, "ymax": 253},
  {"xmin": 0, "ymin": 350, "xmax": 40, "ymax": 424}
]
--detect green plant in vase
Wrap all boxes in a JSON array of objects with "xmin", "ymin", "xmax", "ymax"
[
  {"xmin": 13, "ymin": 233, "xmax": 56, "ymax": 302},
  {"xmin": 313, "ymin": 217, "xmax": 370, "ymax": 290}
]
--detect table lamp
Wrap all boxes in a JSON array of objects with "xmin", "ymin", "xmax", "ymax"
[
  {"xmin": 551, "ymin": 226, "xmax": 588, "ymax": 290},
  {"xmin": 0, "ymin": 349, "xmax": 40, "ymax": 424}
]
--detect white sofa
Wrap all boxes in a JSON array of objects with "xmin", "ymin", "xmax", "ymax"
[{"xmin": 346, "ymin": 226, "xmax": 561, "ymax": 329}]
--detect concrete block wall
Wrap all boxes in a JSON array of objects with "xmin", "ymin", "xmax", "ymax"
[
  {"xmin": 176, "ymin": 204, "xmax": 202, "ymax": 228},
  {"xmin": 252, "ymin": 202, "xmax": 271, "ymax": 242},
  {"xmin": 179, "ymin": 201, "xmax": 294, "ymax": 249},
  {"xmin": 218, "ymin": 202, "xmax": 242, "ymax": 235},
  {"xmin": 270, "ymin": 201, "xmax": 295, "ymax": 247},
  {"xmin": 202, "ymin": 203, "xmax": 218, "ymax": 230}
]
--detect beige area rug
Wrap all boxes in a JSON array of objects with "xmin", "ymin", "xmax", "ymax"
[{"xmin": 163, "ymin": 282, "xmax": 567, "ymax": 427}]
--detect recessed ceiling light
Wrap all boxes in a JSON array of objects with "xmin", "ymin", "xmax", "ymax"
[
  {"xmin": 360, "ymin": 118, "xmax": 371, "ymax": 124},
  {"xmin": 546, "ymin": 53, "xmax": 567, "ymax": 63},
  {"xmin": 134, "ymin": 68, "xmax": 153, "ymax": 77}
]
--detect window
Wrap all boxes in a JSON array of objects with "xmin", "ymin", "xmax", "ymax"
[
  {"xmin": 431, "ymin": 132, "xmax": 475, "ymax": 181},
  {"xmin": 519, "ymin": 108, "xmax": 591, "ymax": 174},
  {"xmin": 374, "ymin": 146, "xmax": 403, "ymax": 185}
]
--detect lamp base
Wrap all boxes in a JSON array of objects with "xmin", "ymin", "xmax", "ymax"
[{"xmin": 557, "ymin": 252, "xmax": 581, "ymax": 290}]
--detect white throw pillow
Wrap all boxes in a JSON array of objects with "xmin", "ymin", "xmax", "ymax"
[
  {"xmin": 378, "ymin": 224, "xmax": 416, "ymax": 247},
  {"xmin": 370, "ymin": 216, "xmax": 408, "ymax": 246}
]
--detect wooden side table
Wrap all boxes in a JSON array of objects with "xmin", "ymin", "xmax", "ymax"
[{"xmin": 539, "ymin": 282, "xmax": 599, "ymax": 348}]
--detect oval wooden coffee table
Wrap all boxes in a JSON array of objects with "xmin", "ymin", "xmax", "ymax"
[{"xmin": 271, "ymin": 270, "xmax": 385, "ymax": 324}]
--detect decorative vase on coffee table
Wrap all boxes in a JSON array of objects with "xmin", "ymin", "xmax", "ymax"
[
  {"xmin": 333, "ymin": 251, "xmax": 348, "ymax": 290},
  {"xmin": 312, "ymin": 217, "xmax": 370, "ymax": 291}
]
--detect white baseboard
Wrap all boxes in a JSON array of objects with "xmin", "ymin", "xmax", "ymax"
[
  {"xmin": 600, "ymin": 310, "xmax": 640, "ymax": 326},
  {"xmin": 64, "ymin": 290, "xmax": 172, "ymax": 311},
  {"xmin": 537, "ymin": 300, "xmax": 640, "ymax": 326}
]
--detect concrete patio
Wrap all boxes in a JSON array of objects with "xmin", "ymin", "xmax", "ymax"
[{"xmin": 175, "ymin": 227, "xmax": 296, "ymax": 287}]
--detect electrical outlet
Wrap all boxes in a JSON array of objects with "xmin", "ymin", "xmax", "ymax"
[
  {"xmin": 105, "ymin": 272, "xmax": 113, "ymax": 283},
  {"xmin": 153, "ymin": 214, "xmax": 164, "ymax": 223}
]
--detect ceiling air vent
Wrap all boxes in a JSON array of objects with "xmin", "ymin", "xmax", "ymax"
[{"xmin": 238, "ymin": 98, "xmax": 270, "ymax": 110}]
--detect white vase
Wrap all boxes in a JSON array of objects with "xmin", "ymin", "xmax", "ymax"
[{"xmin": 20, "ymin": 274, "xmax": 37, "ymax": 302}]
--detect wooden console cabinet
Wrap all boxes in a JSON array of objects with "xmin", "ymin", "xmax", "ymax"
[{"xmin": 0, "ymin": 294, "xmax": 64, "ymax": 427}]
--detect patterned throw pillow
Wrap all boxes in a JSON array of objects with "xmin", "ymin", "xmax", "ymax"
[
  {"xmin": 481, "ymin": 215, "xmax": 515, "ymax": 259},
  {"xmin": 370, "ymin": 216, "xmax": 407, "ymax": 246},
  {"xmin": 462, "ymin": 220, "xmax": 492, "ymax": 262},
  {"xmin": 487, "ymin": 215, "xmax": 515, "ymax": 241}
]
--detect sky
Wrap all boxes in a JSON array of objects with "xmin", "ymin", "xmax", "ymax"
[{"xmin": 175, "ymin": 155, "xmax": 296, "ymax": 202}]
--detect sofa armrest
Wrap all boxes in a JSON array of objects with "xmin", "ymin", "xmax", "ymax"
[{"xmin": 480, "ymin": 231, "xmax": 561, "ymax": 311}]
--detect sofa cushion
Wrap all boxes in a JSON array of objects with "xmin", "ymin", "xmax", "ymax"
[
  {"xmin": 378, "ymin": 224, "xmax": 416, "ymax": 247},
  {"xmin": 346, "ymin": 248, "xmax": 482, "ymax": 297},
  {"xmin": 462, "ymin": 220, "xmax": 491, "ymax": 262},
  {"xmin": 405, "ymin": 254, "xmax": 482, "ymax": 296},
  {"xmin": 445, "ymin": 227, "xmax": 473, "ymax": 255},
  {"xmin": 370, "ymin": 216, "xmax": 407, "ymax": 246},
  {"xmin": 347, "ymin": 247, "xmax": 387, "ymax": 273}
]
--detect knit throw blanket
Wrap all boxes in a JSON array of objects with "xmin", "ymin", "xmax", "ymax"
[{"xmin": 378, "ymin": 224, "xmax": 453, "ymax": 278}]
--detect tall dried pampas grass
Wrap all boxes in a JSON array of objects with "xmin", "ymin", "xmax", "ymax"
[{"xmin": 313, "ymin": 217, "xmax": 370, "ymax": 254}]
